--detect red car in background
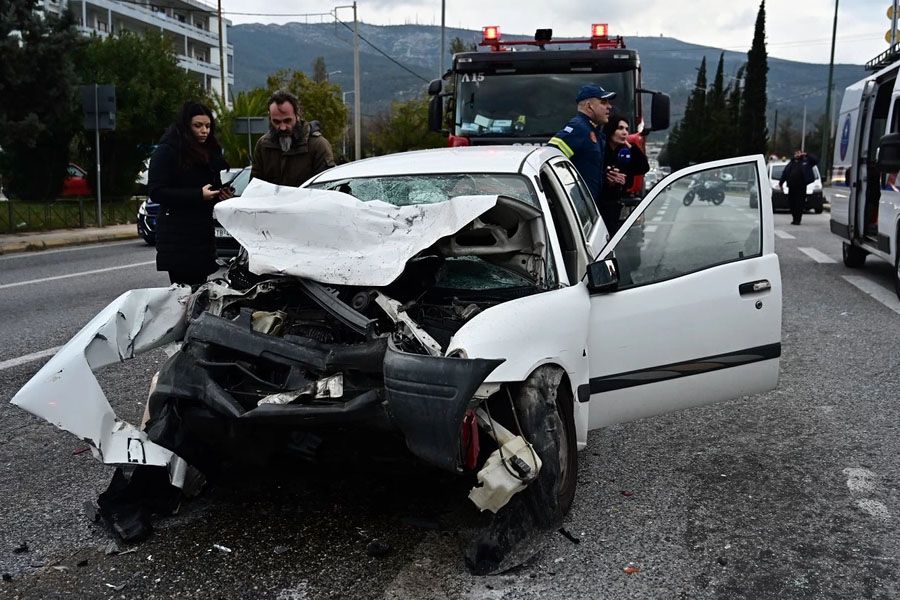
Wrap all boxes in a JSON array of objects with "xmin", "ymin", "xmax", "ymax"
[{"xmin": 62, "ymin": 163, "xmax": 91, "ymax": 197}]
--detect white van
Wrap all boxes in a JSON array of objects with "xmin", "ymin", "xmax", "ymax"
[{"xmin": 830, "ymin": 54, "xmax": 900, "ymax": 299}]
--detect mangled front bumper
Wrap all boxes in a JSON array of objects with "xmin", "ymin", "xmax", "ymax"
[
  {"xmin": 11, "ymin": 286, "xmax": 192, "ymax": 466},
  {"xmin": 12, "ymin": 288, "xmax": 505, "ymax": 474}
]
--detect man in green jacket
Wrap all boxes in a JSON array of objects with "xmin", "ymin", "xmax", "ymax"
[{"xmin": 251, "ymin": 90, "xmax": 336, "ymax": 187}]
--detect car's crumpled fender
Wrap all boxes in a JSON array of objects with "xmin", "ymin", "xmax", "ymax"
[
  {"xmin": 445, "ymin": 283, "xmax": 592, "ymax": 447},
  {"xmin": 11, "ymin": 286, "xmax": 192, "ymax": 466}
]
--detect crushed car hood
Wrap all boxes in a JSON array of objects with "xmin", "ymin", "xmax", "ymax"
[{"xmin": 214, "ymin": 180, "xmax": 500, "ymax": 287}]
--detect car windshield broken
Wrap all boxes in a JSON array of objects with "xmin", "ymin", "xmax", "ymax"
[{"xmin": 308, "ymin": 173, "xmax": 539, "ymax": 208}]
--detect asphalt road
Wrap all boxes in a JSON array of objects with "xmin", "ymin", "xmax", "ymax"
[{"xmin": 1, "ymin": 213, "xmax": 899, "ymax": 599}]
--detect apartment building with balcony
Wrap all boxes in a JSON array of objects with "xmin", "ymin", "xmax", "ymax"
[{"xmin": 39, "ymin": 0, "xmax": 235, "ymax": 106}]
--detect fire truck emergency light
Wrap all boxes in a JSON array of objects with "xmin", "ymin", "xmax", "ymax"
[
  {"xmin": 592, "ymin": 23, "xmax": 609, "ymax": 38},
  {"xmin": 482, "ymin": 26, "xmax": 500, "ymax": 42}
]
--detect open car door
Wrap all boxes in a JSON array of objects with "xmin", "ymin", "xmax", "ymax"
[{"xmin": 586, "ymin": 155, "xmax": 781, "ymax": 428}]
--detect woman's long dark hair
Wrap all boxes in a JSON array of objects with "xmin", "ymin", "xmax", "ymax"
[{"xmin": 170, "ymin": 101, "xmax": 223, "ymax": 170}]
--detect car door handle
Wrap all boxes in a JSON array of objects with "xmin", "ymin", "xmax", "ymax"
[{"xmin": 739, "ymin": 279, "xmax": 771, "ymax": 295}]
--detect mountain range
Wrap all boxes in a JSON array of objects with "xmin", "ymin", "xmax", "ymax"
[{"xmin": 228, "ymin": 22, "xmax": 866, "ymax": 125}]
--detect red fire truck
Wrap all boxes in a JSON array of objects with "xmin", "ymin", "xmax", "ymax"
[{"xmin": 427, "ymin": 24, "xmax": 669, "ymax": 195}]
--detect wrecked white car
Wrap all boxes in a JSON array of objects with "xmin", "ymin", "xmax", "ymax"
[{"xmin": 12, "ymin": 147, "xmax": 782, "ymax": 571}]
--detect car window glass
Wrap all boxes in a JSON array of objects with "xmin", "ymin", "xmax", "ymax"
[
  {"xmin": 613, "ymin": 162, "xmax": 762, "ymax": 289},
  {"xmin": 309, "ymin": 174, "xmax": 538, "ymax": 208},
  {"xmin": 551, "ymin": 160, "xmax": 598, "ymax": 235},
  {"xmin": 229, "ymin": 168, "xmax": 253, "ymax": 196}
]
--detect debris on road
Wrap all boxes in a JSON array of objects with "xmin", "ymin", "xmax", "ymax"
[
  {"xmin": 104, "ymin": 582, "xmax": 126, "ymax": 591},
  {"xmin": 624, "ymin": 562, "xmax": 641, "ymax": 575},
  {"xmin": 273, "ymin": 545, "xmax": 290, "ymax": 555},
  {"xmin": 558, "ymin": 527, "xmax": 581, "ymax": 544},
  {"xmin": 212, "ymin": 544, "xmax": 232, "ymax": 554},
  {"xmin": 72, "ymin": 446, "xmax": 90, "ymax": 456},
  {"xmin": 12, "ymin": 542, "xmax": 28, "ymax": 554},
  {"xmin": 2, "ymin": 573, "xmax": 12, "ymax": 582},
  {"xmin": 366, "ymin": 541, "xmax": 392, "ymax": 558},
  {"xmin": 620, "ymin": 490, "xmax": 634, "ymax": 497}
]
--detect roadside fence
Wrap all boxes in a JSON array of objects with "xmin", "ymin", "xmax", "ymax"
[{"xmin": 0, "ymin": 197, "xmax": 144, "ymax": 233}]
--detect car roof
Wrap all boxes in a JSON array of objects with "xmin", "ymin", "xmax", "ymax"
[{"xmin": 309, "ymin": 146, "xmax": 557, "ymax": 182}]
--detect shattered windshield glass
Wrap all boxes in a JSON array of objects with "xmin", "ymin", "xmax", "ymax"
[
  {"xmin": 308, "ymin": 174, "xmax": 538, "ymax": 208},
  {"xmin": 436, "ymin": 256, "xmax": 535, "ymax": 290}
]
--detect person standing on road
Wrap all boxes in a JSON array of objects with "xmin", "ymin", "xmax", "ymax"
[
  {"xmin": 548, "ymin": 84, "xmax": 616, "ymax": 211},
  {"xmin": 779, "ymin": 149, "xmax": 818, "ymax": 225},
  {"xmin": 251, "ymin": 90, "xmax": 336, "ymax": 186},
  {"xmin": 599, "ymin": 113, "xmax": 650, "ymax": 235},
  {"xmin": 148, "ymin": 101, "xmax": 231, "ymax": 286}
]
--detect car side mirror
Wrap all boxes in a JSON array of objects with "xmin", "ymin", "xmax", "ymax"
[
  {"xmin": 876, "ymin": 132, "xmax": 900, "ymax": 172},
  {"xmin": 427, "ymin": 78, "xmax": 443, "ymax": 96},
  {"xmin": 428, "ymin": 94, "xmax": 444, "ymax": 133},
  {"xmin": 586, "ymin": 258, "xmax": 619, "ymax": 294}
]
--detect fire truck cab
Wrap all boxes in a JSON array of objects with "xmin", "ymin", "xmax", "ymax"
[{"xmin": 427, "ymin": 25, "xmax": 670, "ymax": 150}]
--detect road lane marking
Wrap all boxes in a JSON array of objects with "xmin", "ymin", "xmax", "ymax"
[
  {"xmin": 0, "ymin": 346, "xmax": 61, "ymax": 372},
  {"xmin": 644, "ymin": 225, "xmax": 658, "ymax": 233},
  {"xmin": 0, "ymin": 261, "xmax": 155, "ymax": 290},
  {"xmin": 798, "ymin": 247, "xmax": 836, "ymax": 263},
  {"xmin": 651, "ymin": 216, "xmax": 663, "ymax": 222},
  {"xmin": 774, "ymin": 229, "xmax": 795, "ymax": 239},
  {"xmin": 842, "ymin": 276, "xmax": 900, "ymax": 315},
  {"xmin": 0, "ymin": 239, "xmax": 138, "ymax": 261}
]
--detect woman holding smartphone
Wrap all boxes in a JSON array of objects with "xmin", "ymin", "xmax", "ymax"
[{"xmin": 148, "ymin": 101, "xmax": 232, "ymax": 286}]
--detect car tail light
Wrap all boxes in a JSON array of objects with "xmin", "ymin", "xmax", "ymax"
[{"xmin": 449, "ymin": 135, "xmax": 471, "ymax": 147}]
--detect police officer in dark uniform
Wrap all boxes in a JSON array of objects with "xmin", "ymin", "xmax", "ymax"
[
  {"xmin": 778, "ymin": 149, "xmax": 818, "ymax": 225},
  {"xmin": 548, "ymin": 84, "xmax": 616, "ymax": 211}
]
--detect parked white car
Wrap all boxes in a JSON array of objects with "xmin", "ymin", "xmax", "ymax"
[
  {"xmin": 768, "ymin": 160, "xmax": 824, "ymax": 213},
  {"xmin": 11, "ymin": 146, "xmax": 782, "ymax": 567}
]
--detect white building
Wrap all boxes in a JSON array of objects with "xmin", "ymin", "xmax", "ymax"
[{"xmin": 39, "ymin": 0, "xmax": 234, "ymax": 105}]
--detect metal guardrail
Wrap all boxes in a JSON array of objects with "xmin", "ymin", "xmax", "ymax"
[{"xmin": 0, "ymin": 198, "xmax": 142, "ymax": 233}]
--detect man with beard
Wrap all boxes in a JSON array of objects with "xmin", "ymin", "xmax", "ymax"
[{"xmin": 251, "ymin": 90, "xmax": 335, "ymax": 186}]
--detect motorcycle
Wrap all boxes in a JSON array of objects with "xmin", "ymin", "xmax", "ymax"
[{"xmin": 683, "ymin": 177, "xmax": 726, "ymax": 206}]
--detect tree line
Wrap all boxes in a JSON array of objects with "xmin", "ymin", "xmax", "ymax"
[{"xmin": 662, "ymin": 1, "xmax": 771, "ymax": 170}]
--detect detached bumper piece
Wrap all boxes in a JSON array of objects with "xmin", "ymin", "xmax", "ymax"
[{"xmin": 383, "ymin": 340, "xmax": 503, "ymax": 472}]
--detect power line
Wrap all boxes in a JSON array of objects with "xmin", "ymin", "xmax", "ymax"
[{"xmin": 334, "ymin": 17, "xmax": 430, "ymax": 83}]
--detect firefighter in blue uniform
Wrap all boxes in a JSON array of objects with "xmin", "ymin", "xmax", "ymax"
[{"xmin": 548, "ymin": 84, "xmax": 616, "ymax": 211}]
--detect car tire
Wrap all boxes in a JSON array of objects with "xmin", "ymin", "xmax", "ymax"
[
  {"xmin": 842, "ymin": 242, "xmax": 867, "ymax": 268},
  {"xmin": 511, "ymin": 365, "xmax": 577, "ymax": 524}
]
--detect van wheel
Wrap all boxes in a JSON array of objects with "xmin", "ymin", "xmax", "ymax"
[
  {"xmin": 895, "ymin": 248, "xmax": 900, "ymax": 302},
  {"xmin": 512, "ymin": 366, "xmax": 577, "ymax": 524},
  {"xmin": 814, "ymin": 207, "xmax": 824, "ymax": 214},
  {"xmin": 842, "ymin": 242, "xmax": 867, "ymax": 268}
]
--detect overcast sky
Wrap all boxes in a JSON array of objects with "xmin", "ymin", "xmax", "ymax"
[{"xmin": 220, "ymin": 0, "xmax": 889, "ymax": 65}]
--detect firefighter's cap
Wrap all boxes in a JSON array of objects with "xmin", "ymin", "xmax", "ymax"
[{"xmin": 576, "ymin": 84, "xmax": 616, "ymax": 102}]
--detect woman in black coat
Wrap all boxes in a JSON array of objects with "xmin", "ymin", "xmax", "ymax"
[
  {"xmin": 599, "ymin": 113, "xmax": 650, "ymax": 235},
  {"xmin": 148, "ymin": 101, "xmax": 231, "ymax": 285}
]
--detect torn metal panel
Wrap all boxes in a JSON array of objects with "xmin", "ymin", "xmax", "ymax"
[
  {"xmin": 383, "ymin": 339, "xmax": 504, "ymax": 472},
  {"xmin": 214, "ymin": 181, "xmax": 500, "ymax": 287},
  {"xmin": 11, "ymin": 286, "xmax": 192, "ymax": 465}
]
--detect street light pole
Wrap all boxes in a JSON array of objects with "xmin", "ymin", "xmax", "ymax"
[
  {"xmin": 217, "ymin": 0, "xmax": 226, "ymax": 103},
  {"xmin": 821, "ymin": 0, "xmax": 838, "ymax": 176}
]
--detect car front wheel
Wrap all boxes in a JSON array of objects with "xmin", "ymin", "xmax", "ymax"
[{"xmin": 512, "ymin": 365, "xmax": 577, "ymax": 524}]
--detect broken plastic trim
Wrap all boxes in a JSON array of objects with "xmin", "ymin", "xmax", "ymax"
[
  {"xmin": 383, "ymin": 338, "xmax": 504, "ymax": 472},
  {"xmin": 295, "ymin": 277, "xmax": 375, "ymax": 337}
]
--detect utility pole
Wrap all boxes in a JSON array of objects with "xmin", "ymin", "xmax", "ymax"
[
  {"xmin": 353, "ymin": 2, "xmax": 361, "ymax": 161},
  {"xmin": 801, "ymin": 104, "xmax": 807, "ymax": 152},
  {"xmin": 217, "ymin": 0, "xmax": 226, "ymax": 103},
  {"xmin": 821, "ymin": 0, "xmax": 839, "ymax": 176},
  {"xmin": 334, "ymin": 2, "xmax": 361, "ymax": 160},
  {"xmin": 440, "ymin": 0, "xmax": 445, "ymax": 77}
]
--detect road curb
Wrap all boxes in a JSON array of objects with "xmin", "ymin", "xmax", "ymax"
[{"xmin": 0, "ymin": 229, "xmax": 140, "ymax": 255}]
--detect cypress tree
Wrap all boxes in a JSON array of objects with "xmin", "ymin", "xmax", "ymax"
[
  {"xmin": 705, "ymin": 53, "xmax": 731, "ymax": 161},
  {"xmin": 666, "ymin": 56, "xmax": 707, "ymax": 168},
  {"xmin": 739, "ymin": 1, "xmax": 769, "ymax": 155}
]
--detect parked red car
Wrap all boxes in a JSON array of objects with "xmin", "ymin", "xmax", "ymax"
[{"xmin": 62, "ymin": 163, "xmax": 91, "ymax": 197}]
